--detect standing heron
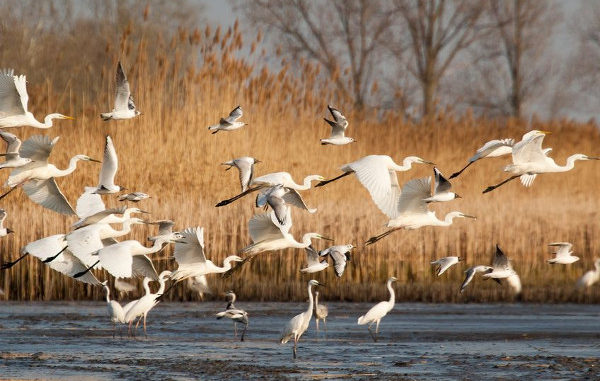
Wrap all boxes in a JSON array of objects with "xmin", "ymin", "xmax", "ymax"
[
  {"xmin": 101, "ymin": 61, "xmax": 141, "ymax": 120},
  {"xmin": 124, "ymin": 271, "xmax": 172, "ymax": 336},
  {"xmin": 358, "ymin": 277, "xmax": 397, "ymax": 342},
  {"xmin": 314, "ymin": 291, "xmax": 328, "ymax": 334},
  {"xmin": 576, "ymin": 259, "xmax": 600, "ymax": 289},
  {"xmin": 102, "ymin": 281, "xmax": 127, "ymax": 337},
  {"xmin": 280, "ymin": 279, "xmax": 323, "ymax": 358}
]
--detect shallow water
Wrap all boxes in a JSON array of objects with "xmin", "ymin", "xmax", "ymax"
[{"xmin": 0, "ymin": 302, "xmax": 598, "ymax": 380}]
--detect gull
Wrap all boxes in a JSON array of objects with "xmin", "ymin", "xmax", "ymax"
[
  {"xmin": 547, "ymin": 242, "xmax": 579, "ymax": 265},
  {"xmin": 0, "ymin": 209, "xmax": 13, "ymax": 237},
  {"xmin": 576, "ymin": 259, "xmax": 600, "ymax": 289},
  {"xmin": 124, "ymin": 271, "xmax": 172, "ymax": 336},
  {"xmin": 365, "ymin": 177, "xmax": 475, "ymax": 246},
  {"xmin": 315, "ymin": 155, "xmax": 433, "ymax": 213},
  {"xmin": 431, "ymin": 256, "xmax": 461, "ymax": 276},
  {"xmin": 148, "ymin": 220, "xmax": 182, "ymax": 243},
  {"xmin": 208, "ymin": 105, "xmax": 246, "ymax": 134},
  {"xmin": 88, "ymin": 136, "xmax": 125, "ymax": 194},
  {"xmin": 255, "ymin": 184, "xmax": 316, "ymax": 226},
  {"xmin": 0, "ymin": 131, "xmax": 31, "ymax": 169},
  {"xmin": 72, "ymin": 189, "xmax": 147, "ymax": 229},
  {"xmin": 358, "ymin": 277, "xmax": 396, "ymax": 342},
  {"xmin": 280, "ymin": 279, "xmax": 323, "ymax": 358},
  {"xmin": 321, "ymin": 105, "xmax": 354, "ymax": 145},
  {"xmin": 319, "ymin": 244, "xmax": 353, "ymax": 277},
  {"xmin": 186, "ymin": 275, "xmax": 212, "ymax": 299},
  {"xmin": 483, "ymin": 130, "xmax": 599, "ymax": 193},
  {"xmin": 221, "ymin": 156, "xmax": 261, "ymax": 192},
  {"xmin": 423, "ymin": 167, "xmax": 461, "ymax": 202},
  {"xmin": 300, "ymin": 245, "xmax": 329, "ymax": 274},
  {"xmin": 100, "ymin": 61, "xmax": 140, "ymax": 121},
  {"xmin": 114, "ymin": 278, "xmax": 137, "ymax": 298},
  {"xmin": 450, "ymin": 138, "xmax": 515, "ymax": 178},
  {"xmin": 314, "ymin": 291, "xmax": 328, "ymax": 333},
  {"xmin": 216, "ymin": 171, "xmax": 324, "ymax": 207},
  {"xmin": 481, "ymin": 245, "xmax": 522, "ymax": 294},
  {"xmin": 459, "ymin": 265, "xmax": 493, "ymax": 293},
  {"xmin": 0, "ymin": 68, "xmax": 74, "ymax": 128},
  {"xmin": 0, "ymin": 135, "xmax": 100, "ymax": 215},
  {"xmin": 118, "ymin": 192, "xmax": 150, "ymax": 202},
  {"xmin": 216, "ymin": 291, "xmax": 249, "ymax": 341}
]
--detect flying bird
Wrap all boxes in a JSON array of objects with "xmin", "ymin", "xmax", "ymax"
[
  {"xmin": 431, "ymin": 256, "xmax": 461, "ymax": 276},
  {"xmin": 300, "ymin": 245, "xmax": 329, "ymax": 274},
  {"xmin": 423, "ymin": 167, "xmax": 461, "ymax": 202},
  {"xmin": 208, "ymin": 105, "xmax": 246, "ymax": 133},
  {"xmin": 450, "ymin": 138, "xmax": 515, "ymax": 179},
  {"xmin": 101, "ymin": 61, "xmax": 141, "ymax": 120},
  {"xmin": 147, "ymin": 220, "xmax": 182, "ymax": 243},
  {"xmin": 221, "ymin": 156, "xmax": 261, "ymax": 192},
  {"xmin": 480, "ymin": 245, "xmax": 522, "ymax": 294},
  {"xmin": 319, "ymin": 244, "xmax": 353, "ymax": 277},
  {"xmin": 0, "ymin": 68, "xmax": 74, "ymax": 128},
  {"xmin": 118, "ymin": 192, "xmax": 150, "ymax": 202},
  {"xmin": 547, "ymin": 242, "xmax": 579, "ymax": 265},
  {"xmin": 0, "ymin": 209, "xmax": 13, "ymax": 237},
  {"xmin": 0, "ymin": 131, "xmax": 32, "ymax": 169},
  {"xmin": 321, "ymin": 105, "xmax": 354, "ymax": 145},
  {"xmin": 88, "ymin": 136, "xmax": 124, "ymax": 194},
  {"xmin": 459, "ymin": 265, "xmax": 493, "ymax": 293},
  {"xmin": 255, "ymin": 184, "xmax": 316, "ymax": 226},
  {"xmin": 357, "ymin": 277, "xmax": 396, "ymax": 342}
]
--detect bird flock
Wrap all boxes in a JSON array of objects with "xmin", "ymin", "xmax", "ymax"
[{"xmin": 1, "ymin": 63, "xmax": 599, "ymax": 359}]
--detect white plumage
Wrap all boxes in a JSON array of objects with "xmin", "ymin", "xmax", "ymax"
[
  {"xmin": 321, "ymin": 105, "xmax": 354, "ymax": 145},
  {"xmin": 208, "ymin": 105, "xmax": 246, "ymax": 133},
  {"xmin": 547, "ymin": 242, "xmax": 579, "ymax": 265},
  {"xmin": 221, "ymin": 156, "xmax": 260, "ymax": 192},
  {"xmin": 431, "ymin": 256, "xmax": 461, "ymax": 276},
  {"xmin": 450, "ymin": 138, "xmax": 514, "ymax": 178},
  {"xmin": 0, "ymin": 131, "xmax": 32, "ymax": 169},
  {"xmin": 100, "ymin": 61, "xmax": 140, "ymax": 120},
  {"xmin": 357, "ymin": 277, "xmax": 396, "ymax": 342}
]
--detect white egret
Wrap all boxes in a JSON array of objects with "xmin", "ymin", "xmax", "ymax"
[
  {"xmin": 280, "ymin": 279, "xmax": 323, "ymax": 359},
  {"xmin": 124, "ymin": 271, "xmax": 171, "ymax": 336},
  {"xmin": 547, "ymin": 242, "xmax": 579, "ymax": 265},
  {"xmin": 187, "ymin": 275, "xmax": 212, "ymax": 299},
  {"xmin": 0, "ymin": 68, "xmax": 74, "ymax": 128},
  {"xmin": 481, "ymin": 245, "xmax": 522, "ymax": 294},
  {"xmin": 102, "ymin": 281, "xmax": 128, "ymax": 337},
  {"xmin": 357, "ymin": 277, "xmax": 396, "ymax": 342},
  {"xmin": 0, "ymin": 135, "xmax": 100, "ymax": 215},
  {"xmin": 365, "ymin": 177, "xmax": 475, "ymax": 245},
  {"xmin": 216, "ymin": 291, "xmax": 249, "ymax": 341},
  {"xmin": 423, "ymin": 167, "xmax": 461, "ymax": 202},
  {"xmin": 208, "ymin": 105, "xmax": 246, "ymax": 133},
  {"xmin": 101, "ymin": 61, "xmax": 140, "ymax": 121},
  {"xmin": 221, "ymin": 156, "xmax": 261, "ymax": 192},
  {"xmin": 300, "ymin": 245, "xmax": 329, "ymax": 274},
  {"xmin": 431, "ymin": 256, "xmax": 461, "ymax": 276},
  {"xmin": 483, "ymin": 130, "xmax": 599, "ymax": 193},
  {"xmin": 314, "ymin": 291, "xmax": 328, "ymax": 333},
  {"xmin": 114, "ymin": 278, "xmax": 137, "ymax": 298},
  {"xmin": 88, "ymin": 136, "xmax": 124, "ymax": 194},
  {"xmin": 216, "ymin": 171, "xmax": 324, "ymax": 207},
  {"xmin": 256, "ymin": 184, "xmax": 316, "ymax": 226},
  {"xmin": 576, "ymin": 259, "xmax": 600, "ymax": 289},
  {"xmin": 450, "ymin": 138, "xmax": 515, "ymax": 179},
  {"xmin": 169, "ymin": 227, "xmax": 243, "ymax": 282},
  {"xmin": 321, "ymin": 105, "xmax": 354, "ymax": 145},
  {"xmin": 118, "ymin": 192, "xmax": 150, "ymax": 202},
  {"xmin": 0, "ymin": 131, "xmax": 31, "ymax": 168},
  {"xmin": 0, "ymin": 209, "xmax": 13, "ymax": 237},
  {"xmin": 460, "ymin": 265, "xmax": 493, "ymax": 293},
  {"xmin": 319, "ymin": 244, "xmax": 353, "ymax": 277}
]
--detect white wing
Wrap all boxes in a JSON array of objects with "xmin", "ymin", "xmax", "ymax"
[
  {"xmin": 0, "ymin": 69, "xmax": 27, "ymax": 117},
  {"xmin": 174, "ymin": 227, "xmax": 207, "ymax": 265},
  {"xmin": 512, "ymin": 135, "xmax": 546, "ymax": 164},
  {"xmin": 328, "ymin": 247, "xmax": 350, "ymax": 277},
  {"xmin": 226, "ymin": 105, "xmax": 243, "ymax": 122},
  {"xmin": 98, "ymin": 242, "xmax": 134, "ymax": 278},
  {"xmin": 328, "ymin": 105, "xmax": 347, "ymax": 126},
  {"xmin": 49, "ymin": 251, "xmax": 102, "ymax": 286},
  {"xmin": 234, "ymin": 158, "xmax": 254, "ymax": 191},
  {"xmin": 433, "ymin": 167, "xmax": 452, "ymax": 194},
  {"xmin": 99, "ymin": 136, "xmax": 118, "ymax": 188},
  {"xmin": 76, "ymin": 189, "xmax": 106, "ymax": 219},
  {"xmin": 248, "ymin": 213, "xmax": 285, "ymax": 243},
  {"xmin": 114, "ymin": 62, "xmax": 131, "ymax": 111},
  {"xmin": 519, "ymin": 174, "xmax": 537, "ymax": 187},
  {"xmin": 20, "ymin": 135, "xmax": 58, "ymax": 163},
  {"xmin": 0, "ymin": 131, "xmax": 22, "ymax": 154},
  {"xmin": 66, "ymin": 225, "xmax": 105, "ymax": 262},
  {"xmin": 23, "ymin": 234, "xmax": 67, "ymax": 261},
  {"xmin": 549, "ymin": 242, "xmax": 572, "ymax": 258},
  {"xmin": 470, "ymin": 139, "xmax": 514, "ymax": 161},
  {"xmin": 131, "ymin": 255, "xmax": 159, "ymax": 281},
  {"xmin": 506, "ymin": 273, "xmax": 522, "ymax": 294},
  {"xmin": 23, "ymin": 178, "xmax": 76, "ymax": 215},
  {"xmin": 397, "ymin": 177, "xmax": 431, "ymax": 215},
  {"xmin": 304, "ymin": 245, "xmax": 321, "ymax": 266}
]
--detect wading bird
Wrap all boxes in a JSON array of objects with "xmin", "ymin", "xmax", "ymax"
[
  {"xmin": 0, "ymin": 68, "xmax": 74, "ymax": 128},
  {"xmin": 314, "ymin": 291, "xmax": 328, "ymax": 333},
  {"xmin": 280, "ymin": 279, "xmax": 323, "ymax": 358},
  {"xmin": 365, "ymin": 177, "xmax": 475, "ymax": 246},
  {"xmin": 216, "ymin": 291, "xmax": 249, "ymax": 341},
  {"xmin": 321, "ymin": 105, "xmax": 354, "ymax": 145},
  {"xmin": 187, "ymin": 276, "xmax": 212, "ymax": 299},
  {"xmin": 358, "ymin": 277, "xmax": 396, "ymax": 342},
  {"xmin": 0, "ymin": 135, "xmax": 100, "ymax": 215},
  {"xmin": 208, "ymin": 105, "xmax": 246, "ymax": 133},
  {"xmin": 483, "ymin": 130, "xmax": 599, "ymax": 193},
  {"xmin": 547, "ymin": 242, "xmax": 579, "ymax": 264},
  {"xmin": 0, "ymin": 209, "xmax": 13, "ymax": 237},
  {"xmin": 124, "ymin": 271, "xmax": 172, "ymax": 336},
  {"xmin": 431, "ymin": 256, "xmax": 461, "ymax": 276},
  {"xmin": 576, "ymin": 259, "xmax": 600, "ymax": 289},
  {"xmin": 221, "ymin": 156, "xmax": 261, "ymax": 192},
  {"xmin": 0, "ymin": 131, "xmax": 31, "ymax": 169},
  {"xmin": 101, "ymin": 61, "xmax": 140, "ymax": 121},
  {"xmin": 450, "ymin": 138, "xmax": 515, "ymax": 179},
  {"xmin": 102, "ymin": 281, "xmax": 129, "ymax": 337},
  {"xmin": 319, "ymin": 244, "xmax": 353, "ymax": 277}
]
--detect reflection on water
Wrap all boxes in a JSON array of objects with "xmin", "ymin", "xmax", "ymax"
[{"xmin": 0, "ymin": 302, "xmax": 598, "ymax": 379}]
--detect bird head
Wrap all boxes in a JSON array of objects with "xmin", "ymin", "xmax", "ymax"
[
  {"xmin": 253, "ymin": 158, "xmax": 262, "ymax": 164},
  {"xmin": 407, "ymin": 156, "xmax": 435, "ymax": 165},
  {"xmin": 454, "ymin": 193, "xmax": 462, "ymax": 199},
  {"xmin": 579, "ymin": 154, "xmax": 599, "ymax": 161},
  {"xmin": 308, "ymin": 279, "xmax": 324, "ymax": 287},
  {"xmin": 76, "ymin": 155, "xmax": 101, "ymax": 163},
  {"xmin": 457, "ymin": 257, "xmax": 463, "ymax": 262},
  {"xmin": 458, "ymin": 213, "xmax": 476, "ymax": 219},
  {"xmin": 227, "ymin": 255, "xmax": 244, "ymax": 263},
  {"xmin": 6, "ymin": 228, "xmax": 14, "ymax": 234},
  {"xmin": 49, "ymin": 113, "xmax": 75, "ymax": 120},
  {"xmin": 389, "ymin": 276, "xmax": 398, "ymax": 282},
  {"xmin": 135, "ymin": 110, "xmax": 142, "ymax": 116},
  {"xmin": 313, "ymin": 233, "xmax": 333, "ymax": 241}
]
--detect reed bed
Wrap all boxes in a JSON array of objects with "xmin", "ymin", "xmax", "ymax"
[{"xmin": 0, "ymin": 20, "xmax": 599, "ymax": 303}]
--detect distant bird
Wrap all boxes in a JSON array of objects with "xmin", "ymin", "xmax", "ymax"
[
  {"xmin": 547, "ymin": 242, "xmax": 579, "ymax": 265},
  {"xmin": 88, "ymin": 136, "xmax": 124, "ymax": 194},
  {"xmin": 208, "ymin": 105, "xmax": 246, "ymax": 133},
  {"xmin": 73, "ymin": 189, "xmax": 146, "ymax": 229},
  {"xmin": 124, "ymin": 271, "xmax": 172, "ymax": 336},
  {"xmin": 216, "ymin": 171, "xmax": 324, "ymax": 207},
  {"xmin": 186, "ymin": 275, "xmax": 212, "ymax": 299},
  {"xmin": 483, "ymin": 130, "xmax": 599, "ymax": 193},
  {"xmin": 280, "ymin": 279, "xmax": 323, "ymax": 358},
  {"xmin": 319, "ymin": 244, "xmax": 353, "ymax": 277},
  {"xmin": 255, "ymin": 184, "xmax": 316, "ymax": 226},
  {"xmin": 321, "ymin": 105, "xmax": 354, "ymax": 145},
  {"xmin": 450, "ymin": 138, "xmax": 515, "ymax": 179},
  {"xmin": 460, "ymin": 265, "xmax": 493, "ymax": 293},
  {"xmin": 118, "ymin": 192, "xmax": 150, "ymax": 202},
  {"xmin": 431, "ymin": 256, "xmax": 461, "ymax": 276},
  {"xmin": 102, "ymin": 281, "xmax": 128, "ymax": 337},
  {"xmin": 114, "ymin": 278, "xmax": 137, "ymax": 298},
  {"xmin": 221, "ymin": 156, "xmax": 260, "ymax": 192},
  {"xmin": 0, "ymin": 68, "xmax": 74, "ymax": 128},
  {"xmin": 300, "ymin": 245, "xmax": 329, "ymax": 274},
  {"xmin": 147, "ymin": 220, "xmax": 182, "ymax": 243},
  {"xmin": 0, "ymin": 135, "xmax": 100, "ymax": 215},
  {"xmin": 101, "ymin": 61, "xmax": 140, "ymax": 120},
  {"xmin": 481, "ymin": 245, "xmax": 522, "ymax": 294},
  {"xmin": 216, "ymin": 291, "xmax": 249, "ymax": 341},
  {"xmin": 423, "ymin": 167, "xmax": 461, "ymax": 202},
  {"xmin": 0, "ymin": 209, "xmax": 13, "ymax": 237},
  {"xmin": 314, "ymin": 291, "xmax": 328, "ymax": 333},
  {"xmin": 357, "ymin": 277, "xmax": 396, "ymax": 342},
  {"xmin": 170, "ymin": 227, "xmax": 243, "ymax": 282},
  {"xmin": 365, "ymin": 177, "xmax": 475, "ymax": 246},
  {"xmin": 0, "ymin": 131, "xmax": 32, "ymax": 169},
  {"xmin": 576, "ymin": 259, "xmax": 600, "ymax": 289}
]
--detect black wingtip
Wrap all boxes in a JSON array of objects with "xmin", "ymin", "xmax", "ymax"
[{"xmin": 449, "ymin": 172, "xmax": 460, "ymax": 179}]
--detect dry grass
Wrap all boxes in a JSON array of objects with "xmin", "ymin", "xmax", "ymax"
[{"xmin": 1, "ymin": 18, "xmax": 599, "ymax": 303}]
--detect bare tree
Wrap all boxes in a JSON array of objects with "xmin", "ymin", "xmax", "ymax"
[
  {"xmin": 394, "ymin": 0, "xmax": 486, "ymax": 117},
  {"xmin": 241, "ymin": 0, "xmax": 395, "ymax": 109}
]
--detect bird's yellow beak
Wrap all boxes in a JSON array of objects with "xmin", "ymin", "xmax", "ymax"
[
  {"xmin": 462, "ymin": 214, "xmax": 477, "ymax": 219},
  {"xmin": 540, "ymin": 130, "xmax": 552, "ymax": 135},
  {"xmin": 62, "ymin": 115, "xmax": 75, "ymax": 120}
]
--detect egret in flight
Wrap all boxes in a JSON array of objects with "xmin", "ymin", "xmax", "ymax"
[
  {"xmin": 208, "ymin": 105, "xmax": 246, "ymax": 133},
  {"xmin": 449, "ymin": 138, "xmax": 515, "ymax": 179},
  {"xmin": 321, "ymin": 105, "xmax": 354, "ymax": 145},
  {"xmin": 0, "ymin": 68, "xmax": 74, "ymax": 128},
  {"xmin": 101, "ymin": 61, "xmax": 141, "ymax": 120},
  {"xmin": 358, "ymin": 277, "xmax": 396, "ymax": 342}
]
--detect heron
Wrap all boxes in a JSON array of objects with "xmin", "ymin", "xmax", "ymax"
[{"xmin": 357, "ymin": 277, "xmax": 396, "ymax": 342}]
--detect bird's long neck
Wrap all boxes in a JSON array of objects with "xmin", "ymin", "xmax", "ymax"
[
  {"xmin": 156, "ymin": 277, "xmax": 168, "ymax": 295},
  {"xmin": 298, "ymin": 175, "xmax": 319, "ymax": 190},
  {"xmin": 392, "ymin": 157, "xmax": 413, "ymax": 171},
  {"xmin": 103, "ymin": 286, "xmax": 110, "ymax": 303},
  {"xmin": 219, "ymin": 257, "xmax": 237, "ymax": 272},
  {"xmin": 41, "ymin": 114, "xmax": 57, "ymax": 128},
  {"xmin": 142, "ymin": 279, "xmax": 151, "ymax": 295},
  {"xmin": 299, "ymin": 234, "xmax": 315, "ymax": 248},
  {"xmin": 440, "ymin": 212, "xmax": 461, "ymax": 226},
  {"xmin": 307, "ymin": 284, "xmax": 315, "ymax": 316},
  {"xmin": 139, "ymin": 239, "xmax": 166, "ymax": 255},
  {"xmin": 553, "ymin": 155, "xmax": 580, "ymax": 173},
  {"xmin": 387, "ymin": 281, "xmax": 395, "ymax": 305},
  {"xmin": 56, "ymin": 157, "xmax": 81, "ymax": 177}
]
